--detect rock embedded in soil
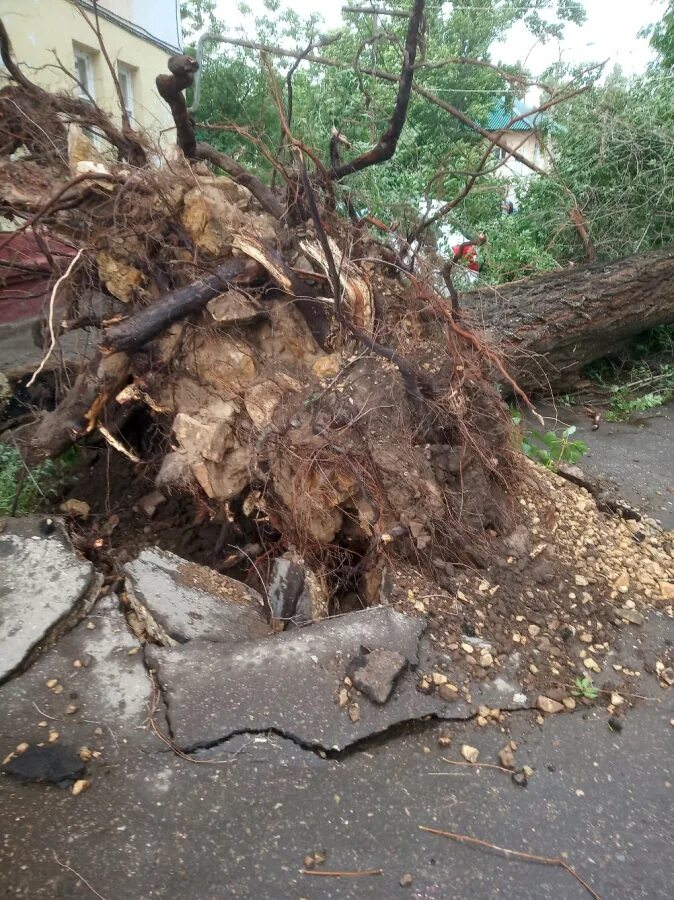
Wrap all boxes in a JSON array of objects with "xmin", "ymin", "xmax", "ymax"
[{"xmin": 347, "ymin": 648, "xmax": 408, "ymax": 705}]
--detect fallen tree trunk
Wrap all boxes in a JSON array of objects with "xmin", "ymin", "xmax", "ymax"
[{"xmin": 469, "ymin": 248, "xmax": 674, "ymax": 395}]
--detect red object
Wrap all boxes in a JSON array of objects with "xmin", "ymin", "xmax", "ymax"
[
  {"xmin": 452, "ymin": 243, "xmax": 480, "ymax": 272},
  {"xmin": 0, "ymin": 232, "xmax": 76, "ymax": 325}
]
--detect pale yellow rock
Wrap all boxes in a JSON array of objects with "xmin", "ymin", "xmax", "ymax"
[
  {"xmin": 59, "ymin": 499, "xmax": 90, "ymax": 519},
  {"xmin": 562, "ymin": 697, "xmax": 576, "ymax": 710},
  {"xmin": 432, "ymin": 672, "xmax": 448, "ymax": 686},
  {"xmin": 72, "ymin": 779, "xmax": 91, "ymax": 796},
  {"xmin": 460, "ymin": 643, "xmax": 474, "ymax": 654},
  {"xmin": 536, "ymin": 696, "xmax": 564, "ymax": 714},
  {"xmin": 659, "ymin": 581, "xmax": 674, "ymax": 601},
  {"xmin": 584, "ymin": 657, "xmax": 601, "ymax": 673},
  {"xmin": 181, "ymin": 182, "xmax": 247, "ymax": 255},
  {"xmin": 613, "ymin": 571, "xmax": 630, "ymax": 593},
  {"xmin": 461, "ymin": 744, "xmax": 480, "ymax": 763},
  {"xmin": 312, "ymin": 355, "xmax": 342, "ymax": 380},
  {"xmin": 96, "ymin": 252, "xmax": 143, "ymax": 303}
]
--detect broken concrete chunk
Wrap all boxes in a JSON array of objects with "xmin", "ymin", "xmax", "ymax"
[
  {"xmin": 1, "ymin": 744, "xmax": 85, "ymax": 787},
  {"xmin": 147, "ymin": 607, "xmax": 438, "ymax": 752},
  {"xmin": 0, "ymin": 518, "xmax": 95, "ymax": 682},
  {"xmin": 347, "ymin": 648, "xmax": 408, "ymax": 705},
  {"xmin": 124, "ymin": 547, "xmax": 270, "ymax": 645},
  {"xmin": 268, "ymin": 554, "xmax": 328, "ymax": 627}
]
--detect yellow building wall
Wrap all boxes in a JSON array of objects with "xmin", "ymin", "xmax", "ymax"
[{"xmin": 0, "ymin": 0, "xmax": 176, "ymax": 145}]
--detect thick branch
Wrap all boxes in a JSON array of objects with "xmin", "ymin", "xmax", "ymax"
[
  {"xmin": 330, "ymin": 0, "xmax": 425, "ymax": 180},
  {"xmin": 156, "ymin": 55, "xmax": 199, "ymax": 159},
  {"xmin": 101, "ymin": 257, "xmax": 263, "ymax": 354}
]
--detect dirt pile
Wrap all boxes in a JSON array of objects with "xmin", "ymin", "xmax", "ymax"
[{"xmin": 1, "ymin": 131, "xmax": 520, "ymax": 611}]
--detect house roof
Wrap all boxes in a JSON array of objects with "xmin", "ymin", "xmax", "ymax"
[{"xmin": 486, "ymin": 99, "xmax": 542, "ymax": 132}]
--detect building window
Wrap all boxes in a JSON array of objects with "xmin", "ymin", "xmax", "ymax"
[
  {"xmin": 117, "ymin": 63, "xmax": 135, "ymax": 121},
  {"xmin": 73, "ymin": 47, "xmax": 95, "ymax": 102}
]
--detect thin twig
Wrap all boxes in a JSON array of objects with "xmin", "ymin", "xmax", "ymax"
[
  {"xmin": 27, "ymin": 249, "xmax": 84, "ymax": 388},
  {"xmin": 96, "ymin": 425, "xmax": 141, "ymax": 463},
  {"xmin": 302, "ymin": 868, "xmax": 383, "ymax": 877},
  {"xmin": 53, "ymin": 853, "xmax": 108, "ymax": 900},
  {"xmin": 419, "ymin": 826, "xmax": 602, "ymax": 900},
  {"xmin": 441, "ymin": 757, "xmax": 513, "ymax": 775}
]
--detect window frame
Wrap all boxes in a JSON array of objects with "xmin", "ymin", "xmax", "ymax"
[
  {"xmin": 73, "ymin": 46, "xmax": 95, "ymax": 103},
  {"xmin": 117, "ymin": 62, "xmax": 136, "ymax": 122}
]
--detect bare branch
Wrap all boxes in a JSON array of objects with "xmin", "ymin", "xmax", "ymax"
[{"xmin": 330, "ymin": 0, "xmax": 425, "ymax": 180}]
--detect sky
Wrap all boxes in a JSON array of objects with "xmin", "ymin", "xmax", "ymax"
[{"xmin": 219, "ymin": 0, "xmax": 667, "ymax": 77}]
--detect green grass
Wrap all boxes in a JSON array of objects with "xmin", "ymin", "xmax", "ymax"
[{"xmin": 0, "ymin": 444, "xmax": 79, "ymax": 516}]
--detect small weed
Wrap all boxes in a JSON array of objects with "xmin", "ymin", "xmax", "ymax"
[
  {"xmin": 0, "ymin": 444, "xmax": 79, "ymax": 516},
  {"xmin": 572, "ymin": 676, "xmax": 599, "ymax": 700},
  {"xmin": 522, "ymin": 426, "xmax": 588, "ymax": 469},
  {"xmin": 511, "ymin": 409, "xmax": 588, "ymax": 469}
]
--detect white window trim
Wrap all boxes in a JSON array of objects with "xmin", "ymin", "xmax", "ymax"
[
  {"xmin": 117, "ymin": 63, "xmax": 135, "ymax": 122},
  {"xmin": 73, "ymin": 47, "xmax": 95, "ymax": 103}
]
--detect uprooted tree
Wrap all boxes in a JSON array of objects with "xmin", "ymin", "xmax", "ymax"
[{"xmin": 0, "ymin": 1, "xmax": 672, "ymax": 609}]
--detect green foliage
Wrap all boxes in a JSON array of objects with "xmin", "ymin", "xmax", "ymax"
[
  {"xmin": 572, "ymin": 676, "xmax": 599, "ymax": 700},
  {"xmin": 521, "ymin": 426, "xmax": 588, "ymax": 469},
  {"xmin": 0, "ymin": 445, "xmax": 79, "ymax": 517},
  {"xmin": 585, "ymin": 326, "xmax": 674, "ymax": 420},
  {"xmin": 516, "ymin": 73, "xmax": 674, "ymax": 263},
  {"xmin": 187, "ymin": 0, "xmax": 590, "ymax": 235},
  {"xmin": 511, "ymin": 410, "xmax": 588, "ymax": 469},
  {"xmin": 641, "ymin": 0, "xmax": 674, "ymax": 70}
]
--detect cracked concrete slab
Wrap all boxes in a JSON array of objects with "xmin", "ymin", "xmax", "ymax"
[
  {"xmin": 0, "ymin": 517, "xmax": 95, "ymax": 682},
  {"xmin": 124, "ymin": 547, "xmax": 271, "ymax": 644},
  {"xmin": 0, "ymin": 594, "xmax": 154, "ymax": 765},
  {"xmin": 147, "ymin": 607, "xmax": 525, "ymax": 753}
]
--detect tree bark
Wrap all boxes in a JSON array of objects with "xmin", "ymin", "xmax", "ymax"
[{"xmin": 469, "ymin": 249, "xmax": 674, "ymax": 395}]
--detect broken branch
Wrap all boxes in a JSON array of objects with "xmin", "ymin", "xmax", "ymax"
[
  {"xmin": 330, "ymin": 0, "xmax": 425, "ymax": 180},
  {"xmin": 101, "ymin": 257, "xmax": 263, "ymax": 354},
  {"xmin": 419, "ymin": 826, "xmax": 602, "ymax": 900}
]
